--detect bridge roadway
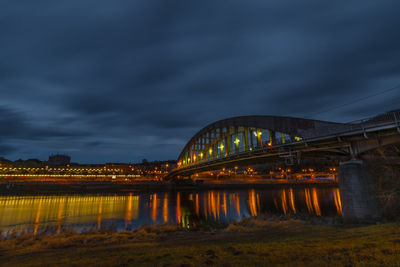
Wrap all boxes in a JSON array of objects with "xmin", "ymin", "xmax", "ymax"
[{"xmin": 168, "ymin": 110, "xmax": 400, "ymax": 179}]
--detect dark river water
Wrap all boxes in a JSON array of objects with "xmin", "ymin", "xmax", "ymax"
[{"xmin": 0, "ymin": 187, "xmax": 341, "ymax": 234}]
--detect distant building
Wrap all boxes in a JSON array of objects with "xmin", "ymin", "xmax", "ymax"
[
  {"xmin": 12, "ymin": 158, "xmax": 44, "ymax": 168},
  {"xmin": 48, "ymin": 154, "xmax": 71, "ymax": 166},
  {"xmin": 0, "ymin": 157, "xmax": 13, "ymax": 168}
]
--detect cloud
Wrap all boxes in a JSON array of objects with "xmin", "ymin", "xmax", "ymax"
[
  {"xmin": 0, "ymin": 1, "xmax": 400, "ymax": 162},
  {"xmin": 0, "ymin": 144, "xmax": 16, "ymax": 156}
]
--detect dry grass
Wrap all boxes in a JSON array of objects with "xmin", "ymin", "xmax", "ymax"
[
  {"xmin": 224, "ymin": 217, "xmax": 308, "ymax": 233},
  {"xmin": 1, "ymin": 218, "xmax": 400, "ymax": 266},
  {"xmin": 0, "ymin": 224, "xmax": 181, "ymax": 252},
  {"xmin": 366, "ymin": 156, "xmax": 400, "ymax": 218}
]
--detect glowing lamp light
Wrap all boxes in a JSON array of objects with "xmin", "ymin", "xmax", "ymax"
[
  {"xmin": 254, "ymin": 131, "xmax": 262, "ymax": 137},
  {"xmin": 209, "ymin": 148, "xmax": 213, "ymax": 155},
  {"xmin": 200, "ymin": 152, "xmax": 203, "ymax": 159},
  {"xmin": 219, "ymin": 144, "xmax": 224, "ymax": 151},
  {"xmin": 234, "ymin": 138, "xmax": 240, "ymax": 145},
  {"xmin": 267, "ymin": 142, "xmax": 272, "ymax": 147}
]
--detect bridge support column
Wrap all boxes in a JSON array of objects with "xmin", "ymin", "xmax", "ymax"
[
  {"xmin": 200, "ymin": 136, "xmax": 204, "ymax": 161},
  {"xmin": 208, "ymin": 132, "xmax": 212, "ymax": 161},
  {"xmin": 227, "ymin": 132, "xmax": 232, "ymax": 156},
  {"xmin": 268, "ymin": 130, "xmax": 275, "ymax": 146},
  {"xmin": 244, "ymin": 127, "xmax": 249, "ymax": 151},
  {"xmin": 234, "ymin": 127, "xmax": 239, "ymax": 154},
  {"xmin": 212, "ymin": 130, "xmax": 217, "ymax": 160},
  {"xmin": 249, "ymin": 128, "xmax": 254, "ymax": 149},
  {"xmin": 338, "ymin": 159, "xmax": 380, "ymax": 223}
]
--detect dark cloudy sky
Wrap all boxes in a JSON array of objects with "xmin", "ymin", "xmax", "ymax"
[{"xmin": 1, "ymin": 1, "xmax": 400, "ymax": 163}]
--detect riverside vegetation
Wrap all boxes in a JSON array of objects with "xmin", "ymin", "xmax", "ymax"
[{"xmin": 1, "ymin": 216, "xmax": 400, "ymax": 267}]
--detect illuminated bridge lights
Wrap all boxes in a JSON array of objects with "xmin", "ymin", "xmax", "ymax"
[
  {"xmin": 175, "ymin": 114, "xmax": 376, "ymax": 171},
  {"xmin": 178, "ymin": 125, "xmax": 296, "ymax": 168},
  {"xmin": 254, "ymin": 131, "xmax": 262, "ymax": 137},
  {"xmin": 234, "ymin": 138, "xmax": 240, "ymax": 146}
]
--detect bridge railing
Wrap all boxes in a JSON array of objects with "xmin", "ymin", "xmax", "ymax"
[{"xmin": 300, "ymin": 111, "xmax": 400, "ymax": 140}]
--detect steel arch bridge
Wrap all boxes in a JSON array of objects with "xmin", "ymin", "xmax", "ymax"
[
  {"xmin": 168, "ymin": 112, "xmax": 400, "ymax": 178},
  {"xmin": 175, "ymin": 116, "xmax": 342, "ymax": 168}
]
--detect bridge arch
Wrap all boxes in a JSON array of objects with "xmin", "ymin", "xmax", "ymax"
[{"xmin": 177, "ymin": 115, "xmax": 342, "ymax": 168}]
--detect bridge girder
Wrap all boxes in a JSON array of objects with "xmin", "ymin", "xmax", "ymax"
[{"xmin": 177, "ymin": 115, "xmax": 343, "ymax": 169}]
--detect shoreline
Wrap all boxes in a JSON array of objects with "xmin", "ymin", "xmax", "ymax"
[{"xmin": 0, "ymin": 180, "xmax": 337, "ymax": 195}]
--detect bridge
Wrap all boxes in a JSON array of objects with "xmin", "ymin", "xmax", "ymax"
[
  {"xmin": 168, "ymin": 110, "xmax": 400, "ymax": 222},
  {"xmin": 169, "ymin": 111, "xmax": 400, "ymax": 178}
]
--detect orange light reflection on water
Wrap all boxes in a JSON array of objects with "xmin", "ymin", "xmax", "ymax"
[
  {"xmin": 288, "ymin": 188, "xmax": 296, "ymax": 214},
  {"xmin": 34, "ymin": 198, "xmax": 42, "ymax": 235},
  {"xmin": 281, "ymin": 189, "xmax": 288, "ymax": 215},
  {"xmin": 125, "ymin": 193, "xmax": 132, "ymax": 227},
  {"xmin": 151, "ymin": 193, "xmax": 157, "ymax": 223},
  {"xmin": 57, "ymin": 198, "xmax": 65, "ymax": 233},
  {"xmin": 312, "ymin": 188, "xmax": 321, "ymax": 216},
  {"xmin": 195, "ymin": 193, "xmax": 199, "ymax": 217},
  {"xmin": 248, "ymin": 189, "xmax": 258, "ymax": 216},
  {"xmin": 304, "ymin": 188, "xmax": 314, "ymax": 214},
  {"xmin": 97, "ymin": 198, "xmax": 103, "ymax": 230},
  {"xmin": 210, "ymin": 191, "xmax": 216, "ymax": 219},
  {"xmin": 223, "ymin": 192, "xmax": 227, "ymax": 217},
  {"xmin": 176, "ymin": 192, "xmax": 181, "ymax": 224},
  {"xmin": 163, "ymin": 193, "xmax": 169, "ymax": 223},
  {"xmin": 235, "ymin": 193, "xmax": 241, "ymax": 217},
  {"xmin": 0, "ymin": 188, "xmax": 341, "ymax": 234},
  {"xmin": 334, "ymin": 188, "xmax": 342, "ymax": 214}
]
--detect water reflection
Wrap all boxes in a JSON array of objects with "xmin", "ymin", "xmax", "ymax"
[
  {"xmin": 334, "ymin": 188, "xmax": 342, "ymax": 214},
  {"xmin": 0, "ymin": 187, "xmax": 341, "ymax": 234}
]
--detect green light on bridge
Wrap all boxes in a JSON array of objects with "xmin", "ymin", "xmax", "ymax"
[
  {"xmin": 234, "ymin": 138, "xmax": 240, "ymax": 146},
  {"xmin": 254, "ymin": 131, "xmax": 262, "ymax": 137}
]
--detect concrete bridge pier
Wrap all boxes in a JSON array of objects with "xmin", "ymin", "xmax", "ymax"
[{"xmin": 338, "ymin": 159, "xmax": 380, "ymax": 223}]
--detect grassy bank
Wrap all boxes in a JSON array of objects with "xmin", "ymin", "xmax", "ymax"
[{"xmin": 1, "ymin": 218, "xmax": 400, "ymax": 266}]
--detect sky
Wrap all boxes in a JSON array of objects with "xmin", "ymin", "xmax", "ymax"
[{"xmin": 1, "ymin": 1, "xmax": 400, "ymax": 163}]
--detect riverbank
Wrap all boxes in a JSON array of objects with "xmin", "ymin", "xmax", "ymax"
[
  {"xmin": 0, "ymin": 179, "xmax": 337, "ymax": 194},
  {"xmin": 1, "ymin": 218, "xmax": 399, "ymax": 266}
]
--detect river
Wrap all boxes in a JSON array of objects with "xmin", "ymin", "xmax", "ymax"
[{"xmin": 0, "ymin": 186, "xmax": 341, "ymax": 235}]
